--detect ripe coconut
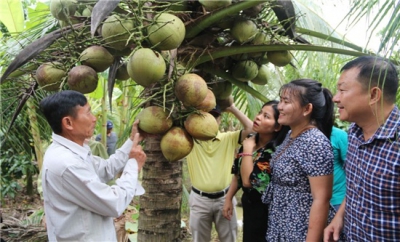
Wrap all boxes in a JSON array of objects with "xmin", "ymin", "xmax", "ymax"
[
  {"xmin": 184, "ymin": 111, "xmax": 219, "ymax": 141},
  {"xmin": 251, "ymin": 65, "xmax": 270, "ymax": 85},
  {"xmin": 199, "ymin": 0, "xmax": 232, "ymax": 11},
  {"xmin": 195, "ymin": 89, "xmax": 216, "ymax": 112},
  {"xmin": 267, "ymin": 50, "xmax": 293, "ymax": 67},
  {"xmin": 232, "ymin": 60, "xmax": 259, "ymax": 82},
  {"xmin": 161, "ymin": 127, "xmax": 194, "ymax": 162},
  {"xmin": 136, "ymin": 106, "xmax": 173, "ymax": 134},
  {"xmin": 127, "ymin": 48, "xmax": 166, "ymax": 87},
  {"xmin": 230, "ymin": 18, "xmax": 258, "ymax": 44},
  {"xmin": 67, "ymin": 65, "xmax": 98, "ymax": 94},
  {"xmin": 115, "ymin": 63, "xmax": 130, "ymax": 80},
  {"xmin": 148, "ymin": 13, "xmax": 185, "ymax": 50},
  {"xmin": 79, "ymin": 45, "xmax": 114, "ymax": 72},
  {"xmin": 102, "ymin": 15, "xmax": 135, "ymax": 50},
  {"xmin": 210, "ymin": 80, "xmax": 232, "ymax": 100},
  {"xmin": 216, "ymin": 96, "xmax": 234, "ymax": 111},
  {"xmin": 36, "ymin": 62, "xmax": 66, "ymax": 91},
  {"xmin": 50, "ymin": 0, "xmax": 77, "ymax": 21},
  {"xmin": 174, "ymin": 73, "xmax": 208, "ymax": 107}
]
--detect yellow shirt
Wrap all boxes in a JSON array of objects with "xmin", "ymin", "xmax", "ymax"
[{"xmin": 187, "ymin": 130, "xmax": 241, "ymax": 192}]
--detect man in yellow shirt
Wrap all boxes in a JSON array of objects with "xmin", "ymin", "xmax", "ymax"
[{"xmin": 187, "ymin": 102, "xmax": 253, "ymax": 242}]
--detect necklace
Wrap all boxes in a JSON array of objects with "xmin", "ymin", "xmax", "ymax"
[{"xmin": 273, "ymin": 125, "xmax": 315, "ymax": 161}]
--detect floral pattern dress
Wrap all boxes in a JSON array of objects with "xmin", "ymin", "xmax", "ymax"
[
  {"xmin": 232, "ymin": 141, "xmax": 275, "ymax": 194},
  {"xmin": 262, "ymin": 128, "xmax": 335, "ymax": 241}
]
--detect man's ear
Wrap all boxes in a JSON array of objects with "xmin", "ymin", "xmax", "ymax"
[
  {"xmin": 369, "ymin": 87, "xmax": 382, "ymax": 105},
  {"xmin": 62, "ymin": 116, "xmax": 74, "ymax": 131}
]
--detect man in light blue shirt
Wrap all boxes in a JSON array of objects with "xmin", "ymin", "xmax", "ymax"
[{"xmin": 40, "ymin": 90, "xmax": 146, "ymax": 241}]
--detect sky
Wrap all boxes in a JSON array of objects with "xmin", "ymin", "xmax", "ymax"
[{"xmin": 314, "ymin": 0, "xmax": 388, "ymax": 52}]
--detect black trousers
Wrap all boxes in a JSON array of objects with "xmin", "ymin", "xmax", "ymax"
[{"xmin": 241, "ymin": 189, "xmax": 268, "ymax": 242}]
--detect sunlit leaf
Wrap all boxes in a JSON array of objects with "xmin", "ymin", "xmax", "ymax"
[
  {"xmin": 125, "ymin": 221, "xmax": 138, "ymax": 233},
  {"xmin": 0, "ymin": 0, "xmax": 24, "ymax": 34},
  {"xmin": 26, "ymin": 2, "xmax": 50, "ymax": 30}
]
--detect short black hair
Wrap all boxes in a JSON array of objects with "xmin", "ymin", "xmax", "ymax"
[
  {"xmin": 341, "ymin": 56, "xmax": 399, "ymax": 103},
  {"xmin": 40, "ymin": 90, "xmax": 87, "ymax": 134}
]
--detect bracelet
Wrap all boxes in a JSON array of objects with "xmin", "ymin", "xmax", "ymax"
[{"xmin": 238, "ymin": 153, "xmax": 253, "ymax": 157}]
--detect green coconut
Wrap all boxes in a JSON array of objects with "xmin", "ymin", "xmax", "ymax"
[
  {"xmin": 67, "ymin": 65, "xmax": 98, "ymax": 94},
  {"xmin": 161, "ymin": 127, "xmax": 194, "ymax": 162},
  {"xmin": 148, "ymin": 13, "xmax": 185, "ymax": 50},
  {"xmin": 258, "ymin": 52, "xmax": 269, "ymax": 65},
  {"xmin": 81, "ymin": 7, "xmax": 91, "ymax": 17},
  {"xmin": 36, "ymin": 62, "xmax": 66, "ymax": 91},
  {"xmin": 249, "ymin": 31, "xmax": 270, "ymax": 57},
  {"xmin": 174, "ymin": 73, "xmax": 208, "ymax": 107},
  {"xmin": 232, "ymin": 60, "xmax": 259, "ymax": 82},
  {"xmin": 230, "ymin": 18, "xmax": 258, "ymax": 44},
  {"xmin": 267, "ymin": 50, "xmax": 293, "ymax": 67},
  {"xmin": 210, "ymin": 80, "xmax": 232, "ymax": 100},
  {"xmin": 79, "ymin": 45, "xmax": 114, "ymax": 72},
  {"xmin": 137, "ymin": 106, "xmax": 173, "ymax": 134},
  {"xmin": 50, "ymin": 0, "xmax": 77, "ymax": 21},
  {"xmin": 127, "ymin": 48, "xmax": 166, "ymax": 87},
  {"xmin": 101, "ymin": 15, "xmax": 135, "ymax": 50},
  {"xmin": 251, "ymin": 65, "xmax": 270, "ymax": 85},
  {"xmin": 199, "ymin": 0, "xmax": 232, "ymax": 11},
  {"xmin": 184, "ymin": 111, "xmax": 219, "ymax": 141}
]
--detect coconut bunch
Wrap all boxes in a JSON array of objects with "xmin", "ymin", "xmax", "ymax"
[{"xmin": 4, "ymin": 0, "xmax": 309, "ymax": 162}]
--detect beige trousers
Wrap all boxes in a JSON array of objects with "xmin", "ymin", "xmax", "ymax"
[{"xmin": 189, "ymin": 192, "xmax": 237, "ymax": 242}]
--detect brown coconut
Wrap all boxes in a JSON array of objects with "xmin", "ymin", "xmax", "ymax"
[
  {"xmin": 195, "ymin": 89, "xmax": 216, "ymax": 112},
  {"xmin": 160, "ymin": 127, "xmax": 194, "ymax": 162},
  {"xmin": 79, "ymin": 45, "xmax": 114, "ymax": 72},
  {"xmin": 136, "ymin": 106, "xmax": 173, "ymax": 134},
  {"xmin": 175, "ymin": 73, "xmax": 208, "ymax": 107},
  {"xmin": 210, "ymin": 79, "xmax": 232, "ymax": 100},
  {"xmin": 67, "ymin": 65, "xmax": 98, "ymax": 94},
  {"xmin": 216, "ymin": 96, "xmax": 234, "ymax": 111},
  {"xmin": 115, "ymin": 63, "xmax": 130, "ymax": 80},
  {"xmin": 36, "ymin": 62, "xmax": 66, "ymax": 91},
  {"xmin": 184, "ymin": 111, "xmax": 219, "ymax": 141}
]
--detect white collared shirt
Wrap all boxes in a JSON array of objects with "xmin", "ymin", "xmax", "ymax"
[{"xmin": 42, "ymin": 133, "xmax": 144, "ymax": 242}]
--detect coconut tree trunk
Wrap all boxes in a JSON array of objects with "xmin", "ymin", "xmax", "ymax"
[
  {"xmin": 26, "ymin": 97, "xmax": 43, "ymax": 196},
  {"xmin": 138, "ymin": 135, "xmax": 182, "ymax": 242}
]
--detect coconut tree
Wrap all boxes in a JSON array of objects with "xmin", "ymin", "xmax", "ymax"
[{"xmin": 0, "ymin": 0, "xmax": 399, "ymax": 241}]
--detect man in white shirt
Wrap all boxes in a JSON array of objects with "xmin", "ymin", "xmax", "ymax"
[{"xmin": 40, "ymin": 90, "xmax": 146, "ymax": 241}]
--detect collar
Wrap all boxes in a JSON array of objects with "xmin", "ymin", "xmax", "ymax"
[
  {"xmin": 52, "ymin": 133, "xmax": 91, "ymax": 161},
  {"xmin": 211, "ymin": 131, "xmax": 222, "ymax": 141},
  {"xmin": 351, "ymin": 106, "xmax": 399, "ymax": 142}
]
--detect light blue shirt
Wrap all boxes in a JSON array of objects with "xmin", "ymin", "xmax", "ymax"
[
  {"xmin": 42, "ymin": 133, "xmax": 144, "ymax": 241},
  {"xmin": 330, "ymin": 126, "xmax": 348, "ymax": 206}
]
